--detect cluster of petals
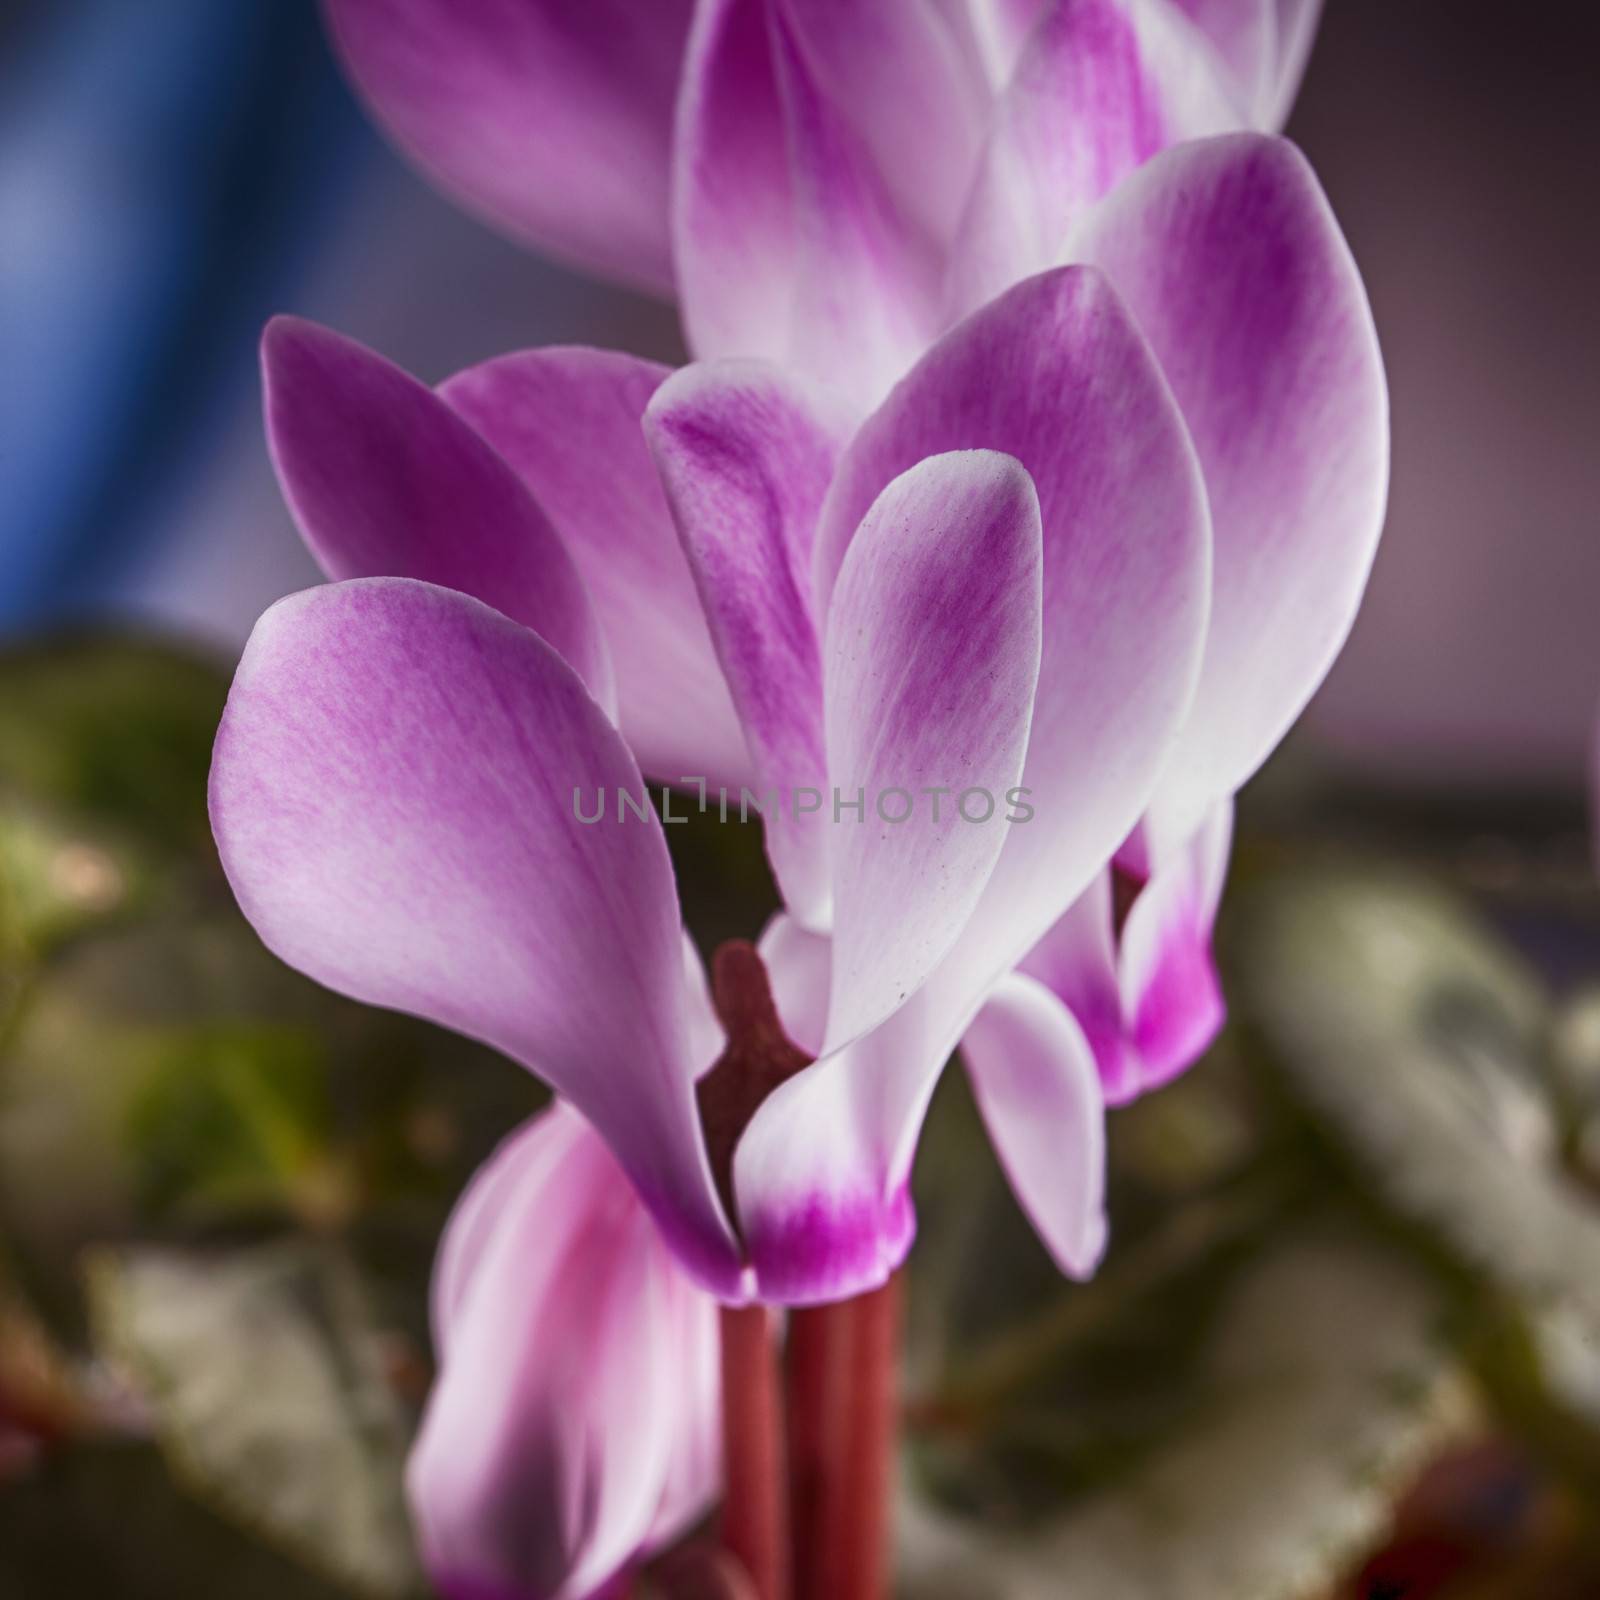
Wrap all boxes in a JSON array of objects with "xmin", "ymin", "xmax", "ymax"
[{"xmin": 207, "ymin": 2, "xmax": 1389, "ymax": 1594}]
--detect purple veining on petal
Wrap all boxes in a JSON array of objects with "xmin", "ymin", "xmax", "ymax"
[
  {"xmin": 441, "ymin": 345, "xmax": 755, "ymax": 791},
  {"xmin": 644, "ymin": 360, "xmax": 838, "ymax": 923},
  {"xmin": 262, "ymin": 317, "xmax": 614, "ymax": 711},
  {"xmin": 1070, "ymin": 134, "xmax": 1387, "ymax": 824}
]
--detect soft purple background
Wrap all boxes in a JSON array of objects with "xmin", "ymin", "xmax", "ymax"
[{"xmin": 1288, "ymin": 0, "xmax": 1600, "ymax": 783}]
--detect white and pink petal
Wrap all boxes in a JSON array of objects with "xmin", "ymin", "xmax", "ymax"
[
  {"xmin": 209, "ymin": 577, "xmax": 741, "ymax": 1292},
  {"xmin": 1069, "ymin": 134, "xmax": 1387, "ymax": 832},
  {"xmin": 262, "ymin": 317, "xmax": 613, "ymax": 711},
  {"xmin": 962, "ymin": 973, "xmax": 1108, "ymax": 1279},
  {"xmin": 739, "ymin": 268, "xmax": 1210, "ymax": 1302},
  {"xmin": 411, "ymin": 1105, "xmax": 719, "ymax": 1600},
  {"xmin": 644, "ymin": 360, "xmax": 839, "ymax": 924},
  {"xmin": 673, "ymin": 0, "xmax": 942, "ymax": 414},
  {"xmin": 821, "ymin": 451, "xmax": 1042, "ymax": 1050}
]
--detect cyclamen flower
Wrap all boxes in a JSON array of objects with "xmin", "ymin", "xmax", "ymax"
[
  {"xmin": 223, "ymin": 295, "xmax": 1201, "ymax": 1591},
  {"xmin": 212, "ymin": 427, "xmax": 1054, "ymax": 1296},
  {"xmin": 239, "ymin": 259, "xmax": 1213, "ymax": 1301},
  {"xmin": 322, "ymin": 0, "xmax": 1321, "ymax": 412}
]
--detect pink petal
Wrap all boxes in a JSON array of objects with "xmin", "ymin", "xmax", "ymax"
[
  {"xmin": 733, "ymin": 452, "xmax": 1048, "ymax": 1304},
  {"xmin": 1070, "ymin": 135, "xmax": 1387, "ymax": 829},
  {"xmin": 739, "ymin": 269, "xmax": 1209, "ymax": 1301},
  {"xmin": 1021, "ymin": 799, "xmax": 1230, "ymax": 1103},
  {"xmin": 643, "ymin": 361, "xmax": 839, "ymax": 924},
  {"xmin": 673, "ymin": 0, "xmax": 942, "ymax": 412},
  {"xmin": 322, "ymin": 0, "xmax": 692, "ymax": 293},
  {"xmin": 411, "ymin": 1105, "xmax": 719, "ymax": 1600},
  {"xmin": 440, "ymin": 347, "xmax": 754, "ymax": 790},
  {"xmin": 757, "ymin": 913, "xmax": 832, "ymax": 1057},
  {"xmin": 774, "ymin": 0, "xmax": 991, "ymax": 247},
  {"xmin": 1017, "ymin": 872, "xmax": 1137, "ymax": 1097},
  {"xmin": 962, "ymin": 973, "xmax": 1107, "ymax": 1278},
  {"xmin": 732, "ymin": 1027, "xmax": 920, "ymax": 1303},
  {"xmin": 821, "ymin": 451, "xmax": 1043, "ymax": 1049},
  {"xmin": 262, "ymin": 318, "xmax": 613, "ymax": 712},
  {"xmin": 946, "ymin": 0, "xmax": 1239, "ymax": 318},
  {"xmin": 1119, "ymin": 798, "xmax": 1232, "ymax": 1094},
  {"xmin": 210, "ymin": 578, "xmax": 740, "ymax": 1291}
]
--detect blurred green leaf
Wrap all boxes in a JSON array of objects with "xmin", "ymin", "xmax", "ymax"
[
  {"xmin": 907, "ymin": 1041, "xmax": 1307, "ymax": 1518},
  {"xmin": 1227, "ymin": 869, "xmax": 1600, "ymax": 1474},
  {"xmin": 0, "ymin": 913, "xmax": 353, "ymax": 1319},
  {"xmin": 88, "ymin": 1240, "xmax": 423, "ymax": 1598},
  {"xmin": 126, "ymin": 1022, "xmax": 345, "ymax": 1222},
  {"xmin": 900, "ymin": 1225, "xmax": 1475, "ymax": 1600},
  {"xmin": 0, "ymin": 634, "xmax": 229, "ymax": 860},
  {"xmin": 0, "ymin": 798, "xmax": 158, "ymax": 955}
]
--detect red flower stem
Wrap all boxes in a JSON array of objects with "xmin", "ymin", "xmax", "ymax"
[
  {"xmin": 784, "ymin": 1301, "xmax": 846, "ymax": 1600},
  {"xmin": 719, "ymin": 1304, "xmax": 791, "ymax": 1600},
  {"xmin": 786, "ymin": 1274, "xmax": 903, "ymax": 1600}
]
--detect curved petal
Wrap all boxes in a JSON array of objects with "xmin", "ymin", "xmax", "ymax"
[
  {"xmin": 1023, "ymin": 798, "xmax": 1232, "ymax": 1102},
  {"xmin": 1118, "ymin": 797, "xmax": 1232, "ymax": 1095},
  {"xmin": 643, "ymin": 360, "xmax": 839, "ymax": 923},
  {"xmin": 210, "ymin": 578, "xmax": 740, "ymax": 1291},
  {"xmin": 757, "ymin": 912, "xmax": 832, "ymax": 1057},
  {"xmin": 946, "ymin": 0, "xmax": 1239, "ymax": 319},
  {"xmin": 822, "ymin": 451, "xmax": 1042, "ymax": 1049},
  {"xmin": 961, "ymin": 973, "xmax": 1107, "ymax": 1278},
  {"xmin": 1017, "ymin": 871, "xmax": 1136, "ymax": 1097},
  {"xmin": 410, "ymin": 1105, "xmax": 720, "ymax": 1600},
  {"xmin": 741, "ymin": 269, "xmax": 1209, "ymax": 1300},
  {"xmin": 322, "ymin": 0, "xmax": 692, "ymax": 292},
  {"xmin": 440, "ymin": 347, "xmax": 753, "ymax": 790},
  {"xmin": 1070, "ymin": 134, "xmax": 1387, "ymax": 831},
  {"xmin": 733, "ymin": 1022, "xmax": 920, "ymax": 1303},
  {"xmin": 262, "ymin": 317, "xmax": 613, "ymax": 712},
  {"xmin": 673, "ymin": 0, "xmax": 941, "ymax": 412}
]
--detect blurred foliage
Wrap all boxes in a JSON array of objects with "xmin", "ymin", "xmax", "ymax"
[
  {"xmin": 88, "ymin": 1242, "xmax": 420, "ymax": 1596},
  {"xmin": 900, "ymin": 799, "xmax": 1600, "ymax": 1596},
  {"xmin": 0, "ymin": 635, "xmax": 536, "ymax": 1597},
  {"xmin": 9, "ymin": 630, "xmax": 1600, "ymax": 1597}
]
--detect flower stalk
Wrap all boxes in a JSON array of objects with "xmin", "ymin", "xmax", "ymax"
[
  {"xmin": 786, "ymin": 1276, "xmax": 902, "ymax": 1600},
  {"xmin": 718, "ymin": 1304, "xmax": 790, "ymax": 1600}
]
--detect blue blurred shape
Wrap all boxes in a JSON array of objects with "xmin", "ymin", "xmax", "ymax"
[{"xmin": 0, "ymin": 0, "xmax": 359, "ymax": 630}]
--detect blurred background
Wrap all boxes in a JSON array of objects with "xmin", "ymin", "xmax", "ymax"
[
  {"xmin": 4, "ymin": 4, "xmax": 1600, "ymax": 1599},
  {"xmin": 2, "ymin": 0, "xmax": 1597, "ymax": 783}
]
